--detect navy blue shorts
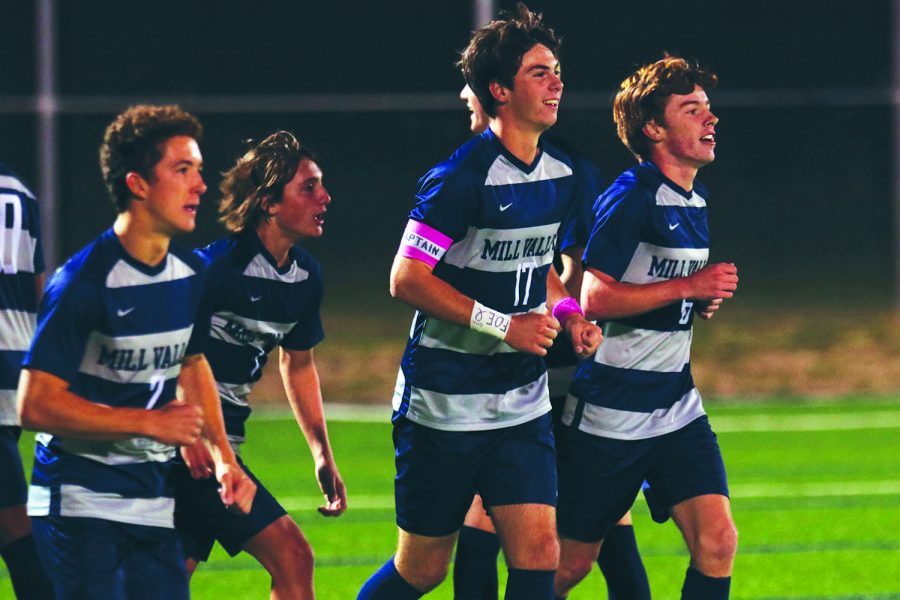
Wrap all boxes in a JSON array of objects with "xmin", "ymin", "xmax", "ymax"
[
  {"xmin": 31, "ymin": 515, "xmax": 188, "ymax": 600},
  {"xmin": 173, "ymin": 456, "xmax": 286, "ymax": 560},
  {"xmin": 393, "ymin": 412, "xmax": 557, "ymax": 537},
  {"xmin": 0, "ymin": 426, "xmax": 28, "ymax": 508},
  {"xmin": 557, "ymin": 415, "xmax": 728, "ymax": 543}
]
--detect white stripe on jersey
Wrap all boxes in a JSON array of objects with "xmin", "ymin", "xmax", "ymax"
[
  {"xmin": 484, "ymin": 152, "xmax": 572, "ymax": 186},
  {"xmin": 655, "ymin": 184, "xmax": 707, "ymax": 207},
  {"xmin": 0, "ymin": 175, "xmax": 35, "ymax": 198},
  {"xmin": 105, "ymin": 253, "xmax": 196, "ymax": 288},
  {"xmin": 0, "ymin": 389, "xmax": 17, "ymax": 425},
  {"xmin": 394, "ymin": 370, "xmax": 551, "ymax": 432},
  {"xmin": 0, "ymin": 309, "xmax": 37, "ymax": 351},
  {"xmin": 443, "ymin": 222, "xmax": 559, "ymax": 273},
  {"xmin": 593, "ymin": 324, "xmax": 692, "ymax": 373},
  {"xmin": 54, "ymin": 484, "xmax": 174, "ymax": 528},
  {"xmin": 621, "ymin": 242, "xmax": 709, "ymax": 285},
  {"xmin": 77, "ymin": 326, "xmax": 193, "ymax": 384},
  {"xmin": 419, "ymin": 303, "xmax": 546, "ymax": 355},
  {"xmin": 209, "ymin": 311, "xmax": 293, "ymax": 349},
  {"xmin": 561, "ymin": 388, "xmax": 706, "ymax": 440},
  {"xmin": 242, "ymin": 253, "xmax": 309, "ymax": 283},
  {"xmin": 49, "ymin": 434, "xmax": 176, "ymax": 466}
]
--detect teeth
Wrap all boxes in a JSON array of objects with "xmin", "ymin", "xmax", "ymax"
[
  {"xmin": 701, "ymin": 135, "xmax": 715, "ymax": 141},
  {"xmin": 544, "ymin": 100, "xmax": 558, "ymax": 106}
]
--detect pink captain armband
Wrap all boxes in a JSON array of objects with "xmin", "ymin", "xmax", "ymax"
[
  {"xmin": 398, "ymin": 220, "xmax": 453, "ymax": 267},
  {"xmin": 552, "ymin": 297, "xmax": 584, "ymax": 326}
]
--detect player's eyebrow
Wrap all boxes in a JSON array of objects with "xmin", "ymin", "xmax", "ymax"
[
  {"xmin": 678, "ymin": 98, "xmax": 709, "ymax": 109},
  {"xmin": 526, "ymin": 63, "xmax": 557, "ymax": 74}
]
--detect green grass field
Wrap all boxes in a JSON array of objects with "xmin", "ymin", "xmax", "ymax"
[{"xmin": 4, "ymin": 397, "xmax": 899, "ymax": 599}]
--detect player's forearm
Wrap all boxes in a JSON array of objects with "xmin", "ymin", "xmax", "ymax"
[
  {"xmin": 18, "ymin": 368, "xmax": 154, "ymax": 440},
  {"xmin": 178, "ymin": 355, "xmax": 237, "ymax": 464},
  {"xmin": 390, "ymin": 254, "xmax": 474, "ymax": 327},
  {"xmin": 280, "ymin": 351, "xmax": 334, "ymax": 462},
  {"xmin": 582, "ymin": 269, "xmax": 688, "ymax": 321},
  {"xmin": 558, "ymin": 248, "xmax": 585, "ymax": 299}
]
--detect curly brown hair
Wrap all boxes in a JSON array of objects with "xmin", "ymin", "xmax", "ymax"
[
  {"xmin": 458, "ymin": 3, "xmax": 561, "ymax": 118},
  {"xmin": 218, "ymin": 130, "xmax": 317, "ymax": 233},
  {"xmin": 613, "ymin": 55, "xmax": 717, "ymax": 162},
  {"xmin": 99, "ymin": 105, "xmax": 203, "ymax": 212}
]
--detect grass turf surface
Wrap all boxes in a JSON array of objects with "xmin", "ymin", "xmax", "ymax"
[{"xmin": 4, "ymin": 397, "xmax": 899, "ymax": 599}]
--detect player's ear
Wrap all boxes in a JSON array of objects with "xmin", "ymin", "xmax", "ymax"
[
  {"xmin": 489, "ymin": 80, "xmax": 509, "ymax": 106},
  {"xmin": 260, "ymin": 194, "xmax": 279, "ymax": 217},
  {"xmin": 125, "ymin": 172, "xmax": 150, "ymax": 199},
  {"xmin": 642, "ymin": 119, "xmax": 664, "ymax": 143}
]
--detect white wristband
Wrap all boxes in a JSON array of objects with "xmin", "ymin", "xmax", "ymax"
[{"xmin": 470, "ymin": 301, "xmax": 510, "ymax": 340}]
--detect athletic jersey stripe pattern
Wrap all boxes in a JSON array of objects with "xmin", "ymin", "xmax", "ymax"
[
  {"xmin": 24, "ymin": 229, "xmax": 207, "ymax": 527},
  {"xmin": 392, "ymin": 128, "xmax": 576, "ymax": 431},
  {"xmin": 0, "ymin": 164, "xmax": 43, "ymax": 425},
  {"xmin": 568, "ymin": 162, "xmax": 709, "ymax": 440},
  {"xmin": 195, "ymin": 230, "xmax": 324, "ymax": 446}
]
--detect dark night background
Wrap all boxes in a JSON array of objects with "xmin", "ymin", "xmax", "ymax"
[{"xmin": 0, "ymin": 0, "xmax": 893, "ymax": 308}]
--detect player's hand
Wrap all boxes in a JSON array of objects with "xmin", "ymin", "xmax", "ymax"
[
  {"xmin": 146, "ymin": 400, "xmax": 203, "ymax": 446},
  {"xmin": 564, "ymin": 315, "xmax": 603, "ymax": 357},
  {"xmin": 685, "ymin": 262, "xmax": 738, "ymax": 301},
  {"xmin": 315, "ymin": 459, "xmax": 347, "ymax": 517},
  {"xmin": 216, "ymin": 460, "xmax": 257, "ymax": 514},
  {"xmin": 694, "ymin": 297, "xmax": 724, "ymax": 320},
  {"xmin": 504, "ymin": 312, "xmax": 561, "ymax": 356},
  {"xmin": 180, "ymin": 439, "xmax": 215, "ymax": 479}
]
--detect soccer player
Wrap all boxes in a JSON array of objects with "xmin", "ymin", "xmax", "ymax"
[
  {"xmin": 553, "ymin": 56, "xmax": 739, "ymax": 600},
  {"xmin": 454, "ymin": 84, "xmax": 650, "ymax": 600},
  {"xmin": 17, "ymin": 104, "xmax": 256, "ymax": 599},
  {"xmin": 357, "ymin": 6, "xmax": 601, "ymax": 600},
  {"xmin": 0, "ymin": 164, "xmax": 53, "ymax": 598},
  {"xmin": 173, "ymin": 130, "xmax": 347, "ymax": 599}
]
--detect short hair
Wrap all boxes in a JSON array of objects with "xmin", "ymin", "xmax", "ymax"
[
  {"xmin": 218, "ymin": 130, "xmax": 317, "ymax": 233},
  {"xmin": 99, "ymin": 105, "xmax": 203, "ymax": 212},
  {"xmin": 458, "ymin": 3, "xmax": 561, "ymax": 118},
  {"xmin": 613, "ymin": 55, "xmax": 718, "ymax": 162}
]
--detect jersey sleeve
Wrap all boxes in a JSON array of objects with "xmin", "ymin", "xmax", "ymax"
[
  {"xmin": 281, "ymin": 261, "xmax": 325, "ymax": 351},
  {"xmin": 583, "ymin": 181, "xmax": 648, "ymax": 281},
  {"xmin": 23, "ymin": 272, "xmax": 97, "ymax": 383},
  {"xmin": 398, "ymin": 168, "xmax": 480, "ymax": 267}
]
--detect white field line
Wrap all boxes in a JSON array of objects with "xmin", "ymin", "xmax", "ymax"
[
  {"xmin": 254, "ymin": 404, "xmax": 900, "ymax": 433},
  {"xmin": 279, "ymin": 480, "xmax": 900, "ymax": 512}
]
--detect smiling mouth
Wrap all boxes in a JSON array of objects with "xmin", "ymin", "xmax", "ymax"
[
  {"xmin": 701, "ymin": 134, "xmax": 716, "ymax": 143},
  {"xmin": 544, "ymin": 99, "xmax": 559, "ymax": 107}
]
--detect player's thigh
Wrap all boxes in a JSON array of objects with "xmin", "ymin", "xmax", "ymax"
[
  {"xmin": 556, "ymin": 426, "xmax": 651, "ymax": 543},
  {"xmin": 670, "ymin": 494, "xmax": 736, "ymax": 557},
  {"xmin": 490, "ymin": 503, "xmax": 558, "ymax": 570},
  {"xmin": 124, "ymin": 525, "xmax": 189, "ymax": 600},
  {"xmin": 643, "ymin": 415, "xmax": 729, "ymax": 524},
  {"xmin": 393, "ymin": 416, "xmax": 480, "ymax": 537},
  {"xmin": 0, "ymin": 426, "xmax": 29, "ymax": 538},
  {"xmin": 31, "ymin": 516, "xmax": 128, "ymax": 600},
  {"xmin": 462, "ymin": 493, "xmax": 496, "ymax": 532},
  {"xmin": 395, "ymin": 527, "xmax": 458, "ymax": 587},
  {"xmin": 243, "ymin": 514, "xmax": 312, "ymax": 574}
]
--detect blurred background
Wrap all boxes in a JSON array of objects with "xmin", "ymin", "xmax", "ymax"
[{"xmin": 2, "ymin": 0, "xmax": 897, "ymax": 402}]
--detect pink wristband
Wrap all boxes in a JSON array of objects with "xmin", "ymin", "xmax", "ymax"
[{"xmin": 552, "ymin": 297, "xmax": 584, "ymax": 326}]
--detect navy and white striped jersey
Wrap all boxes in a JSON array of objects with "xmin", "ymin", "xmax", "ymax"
[
  {"xmin": 0, "ymin": 164, "xmax": 43, "ymax": 425},
  {"xmin": 195, "ymin": 230, "xmax": 324, "ymax": 446},
  {"xmin": 393, "ymin": 128, "xmax": 576, "ymax": 431},
  {"xmin": 566, "ymin": 162, "xmax": 709, "ymax": 440},
  {"xmin": 24, "ymin": 229, "xmax": 207, "ymax": 528}
]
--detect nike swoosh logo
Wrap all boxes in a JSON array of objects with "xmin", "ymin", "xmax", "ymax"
[
  {"xmin": 250, "ymin": 295, "xmax": 262, "ymax": 303},
  {"xmin": 116, "ymin": 307, "xmax": 135, "ymax": 317},
  {"xmin": 499, "ymin": 203, "xmax": 513, "ymax": 212},
  {"xmin": 668, "ymin": 223, "xmax": 680, "ymax": 230}
]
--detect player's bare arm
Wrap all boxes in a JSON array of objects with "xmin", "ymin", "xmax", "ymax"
[
  {"xmin": 391, "ymin": 253, "xmax": 560, "ymax": 356},
  {"xmin": 178, "ymin": 353, "xmax": 257, "ymax": 514},
  {"xmin": 18, "ymin": 368, "xmax": 202, "ymax": 445},
  {"xmin": 548, "ymin": 265, "xmax": 602, "ymax": 357},
  {"xmin": 582, "ymin": 263, "xmax": 738, "ymax": 321},
  {"xmin": 279, "ymin": 347, "xmax": 347, "ymax": 517}
]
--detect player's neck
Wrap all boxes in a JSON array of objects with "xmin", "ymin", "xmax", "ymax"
[
  {"xmin": 113, "ymin": 212, "xmax": 170, "ymax": 267},
  {"xmin": 650, "ymin": 154, "xmax": 699, "ymax": 191},
  {"xmin": 255, "ymin": 223, "xmax": 294, "ymax": 267},
  {"xmin": 489, "ymin": 120, "xmax": 542, "ymax": 166}
]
